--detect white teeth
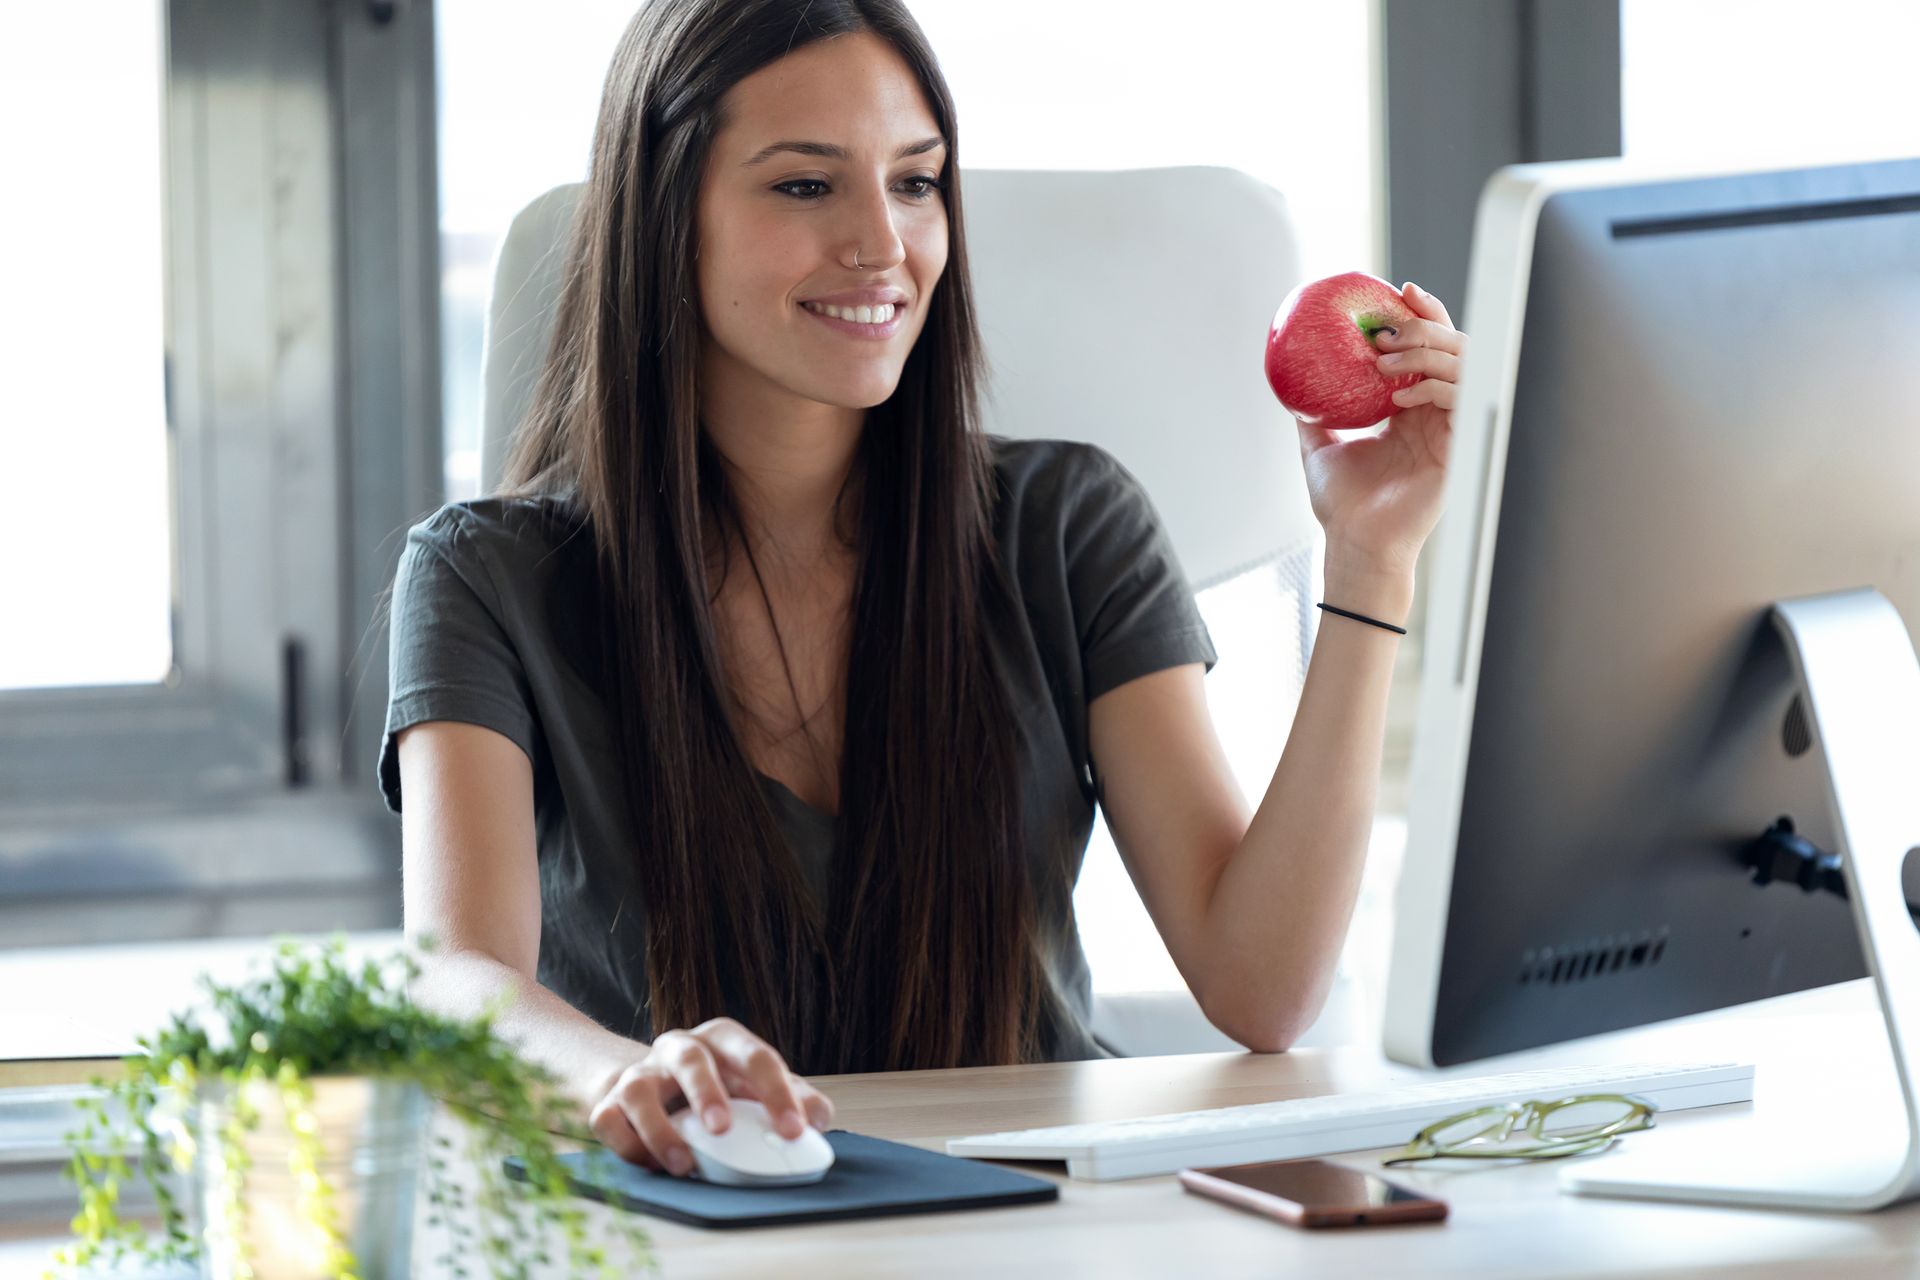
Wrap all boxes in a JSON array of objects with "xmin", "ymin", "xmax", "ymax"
[{"xmin": 804, "ymin": 301, "xmax": 895, "ymax": 323}]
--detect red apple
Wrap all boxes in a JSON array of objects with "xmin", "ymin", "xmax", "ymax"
[{"xmin": 1263, "ymin": 271, "xmax": 1423, "ymax": 429}]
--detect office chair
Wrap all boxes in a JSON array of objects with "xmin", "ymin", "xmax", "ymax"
[{"xmin": 478, "ymin": 166, "xmax": 1340, "ymax": 1054}]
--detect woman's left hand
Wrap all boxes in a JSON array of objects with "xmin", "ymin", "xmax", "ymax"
[{"xmin": 1296, "ymin": 281, "xmax": 1465, "ymax": 576}]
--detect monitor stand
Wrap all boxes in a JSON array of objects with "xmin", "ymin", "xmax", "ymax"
[{"xmin": 1562, "ymin": 587, "xmax": 1920, "ymax": 1211}]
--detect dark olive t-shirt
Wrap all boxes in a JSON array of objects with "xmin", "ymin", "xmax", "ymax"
[{"xmin": 378, "ymin": 435, "xmax": 1218, "ymax": 1064}]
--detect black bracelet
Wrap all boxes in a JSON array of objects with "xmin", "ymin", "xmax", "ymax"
[{"xmin": 1317, "ymin": 601, "xmax": 1408, "ymax": 635}]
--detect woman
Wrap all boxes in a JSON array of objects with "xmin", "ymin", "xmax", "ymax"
[{"xmin": 382, "ymin": 0, "xmax": 1464, "ymax": 1179}]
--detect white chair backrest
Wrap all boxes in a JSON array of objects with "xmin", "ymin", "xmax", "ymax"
[{"xmin": 478, "ymin": 165, "xmax": 1314, "ymax": 590}]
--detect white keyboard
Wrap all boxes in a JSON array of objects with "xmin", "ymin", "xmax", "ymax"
[{"xmin": 947, "ymin": 1060, "xmax": 1755, "ymax": 1181}]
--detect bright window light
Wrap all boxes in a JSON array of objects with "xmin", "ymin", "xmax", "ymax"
[
  {"xmin": 0, "ymin": 5, "xmax": 173, "ymax": 691},
  {"xmin": 1623, "ymin": 1, "xmax": 1920, "ymax": 168}
]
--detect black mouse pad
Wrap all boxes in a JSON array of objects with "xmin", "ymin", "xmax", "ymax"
[{"xmin": 502, "ymin": 1131, "xmax": 1057, "ymax": 1229}]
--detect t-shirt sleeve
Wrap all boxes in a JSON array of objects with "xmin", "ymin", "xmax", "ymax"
[
  {"xmin": 1062, "ymin": 443, "xmax": 1219, "ymax": 702},
  {"xmin": 377, "ymin": 508, "xmax": 540, "ymax": 814}
]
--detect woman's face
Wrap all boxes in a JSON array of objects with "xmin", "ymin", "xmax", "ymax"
[{"xmin": 695, "ymin": 32, "xmax": 950, "ymax": 415}]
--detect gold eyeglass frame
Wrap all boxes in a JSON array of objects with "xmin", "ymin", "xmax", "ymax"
[{"xmin": 1381, "ymin": 1092, "xmax": 1657, "ymax": 1167}]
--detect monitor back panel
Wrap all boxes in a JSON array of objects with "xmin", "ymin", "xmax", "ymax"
[{"xmin": 1431, "ymin": 161, "xmax": 1920, "ymax": 1064}]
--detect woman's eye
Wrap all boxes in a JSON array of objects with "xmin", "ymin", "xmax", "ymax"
[
  {"xmin": 772, "ymin": 177, "xmax": 944, "ymax": 201},
  {"xmin": 774, "ymin": 179, "xmax": 830, "ymax": 200}
]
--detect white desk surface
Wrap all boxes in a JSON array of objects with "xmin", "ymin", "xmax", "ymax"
[{"xmin": 4, "ymin": 976, "xmax": 1918, "ymax": 1277}]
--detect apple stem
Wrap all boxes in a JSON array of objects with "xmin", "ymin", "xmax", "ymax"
[{"xmin": 1357, "ymin": 318, "xmax": 1399, "ymax": 347}]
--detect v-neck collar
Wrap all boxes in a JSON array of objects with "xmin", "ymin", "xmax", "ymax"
[{"xmin": 757, "ymin": 771, "xmax": 839, "ymax": 823}]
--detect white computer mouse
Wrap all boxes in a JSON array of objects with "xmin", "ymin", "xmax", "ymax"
[{"xmin": 669, "ymin": 1098, "xmax": 835, "ymax": 1187}]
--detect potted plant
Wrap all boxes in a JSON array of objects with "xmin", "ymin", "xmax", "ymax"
[{"xmin": 45, "ymin": 935, "xmax": 653, "ymax": 1280}]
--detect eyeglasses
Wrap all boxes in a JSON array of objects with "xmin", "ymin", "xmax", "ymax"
[{"xmin": 1381, "ymin": 1092, "xmax": 1656, "ymax": 1167}]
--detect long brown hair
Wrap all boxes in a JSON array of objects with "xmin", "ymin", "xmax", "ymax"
[{"xmin": 499, "ymin": 0, "xmax": 1053, "ymax": 1074}]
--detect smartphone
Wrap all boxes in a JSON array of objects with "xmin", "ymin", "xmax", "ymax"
[{"xmin": 1178, "ymin": 1157, "xmax": 1447, "ymax": 1228}]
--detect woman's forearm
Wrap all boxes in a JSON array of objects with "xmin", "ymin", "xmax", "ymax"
[
  {"xmin": 408, "ymin": 947, "xmax": 650, "ymax": 1119},
  {"xmin": 1200, "ymin": 546, "xmax": 1416, "ymax": 1050}
]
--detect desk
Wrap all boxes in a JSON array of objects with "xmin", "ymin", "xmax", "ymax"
[{"xmin": 6, "ymin": 978, "xmax": 1919, "ymax": 1278}]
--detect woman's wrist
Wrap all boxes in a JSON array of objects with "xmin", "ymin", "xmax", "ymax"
[
  {"xmin": 1322, "ymin": 545, "xmax": 1418, "ymax": 631},
  {"xmin": 580, "ymin": 1039, "xmax": 653, "ymax": 1107}
]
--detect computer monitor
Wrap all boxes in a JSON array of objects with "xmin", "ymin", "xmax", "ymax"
[{"xmin": 1383, "ymin": 154, "xmax": 1920, "ymax": 1071}]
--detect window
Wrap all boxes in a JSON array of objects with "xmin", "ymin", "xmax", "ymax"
[
  {"xmin": 1, "ymin": 0, "xmax": 436, "ymax": 956},
  {"xmin": 1622, "ymin": 0, "xmax": 1920, "ymax": 167},
  {"xmin": 437, "ymin": 4, "xmax": 640, "ymax": 500},
  {"xmin": 0, "ymin": 5, "xmax": 172, "ymax": 691},
  {"xmin": 905, "ymin": 3, "xmax": 1377, "ymax": 279}
]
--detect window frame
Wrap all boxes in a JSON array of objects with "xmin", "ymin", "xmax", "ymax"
[{"xmin": 0, "ymin": 0, "xmax": 443, "ymax": 946}]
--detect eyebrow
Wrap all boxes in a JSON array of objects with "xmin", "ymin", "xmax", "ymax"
[{"xmin": 741, "ymin": 135, "xmax": 947, "ymax": 167}]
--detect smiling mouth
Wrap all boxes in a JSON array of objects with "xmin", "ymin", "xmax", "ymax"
[{"xmin": 799, "ymin": 300, "xmax": 902, "ymax": 324}]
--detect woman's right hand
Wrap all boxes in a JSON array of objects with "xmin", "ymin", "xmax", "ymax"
[{"xmin": 585, "ymin": 1016, "xmax": 835, "ymax": 1176}]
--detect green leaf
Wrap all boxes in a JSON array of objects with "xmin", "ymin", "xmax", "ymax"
[{"xmin": 48, "ymin": 936, "xmax": 651, "ymax": 1280}]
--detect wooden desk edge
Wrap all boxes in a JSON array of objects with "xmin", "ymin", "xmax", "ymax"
[{"xmin": 0, "ymin": 1059, "xmax": 130, "ymax": 1090}]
